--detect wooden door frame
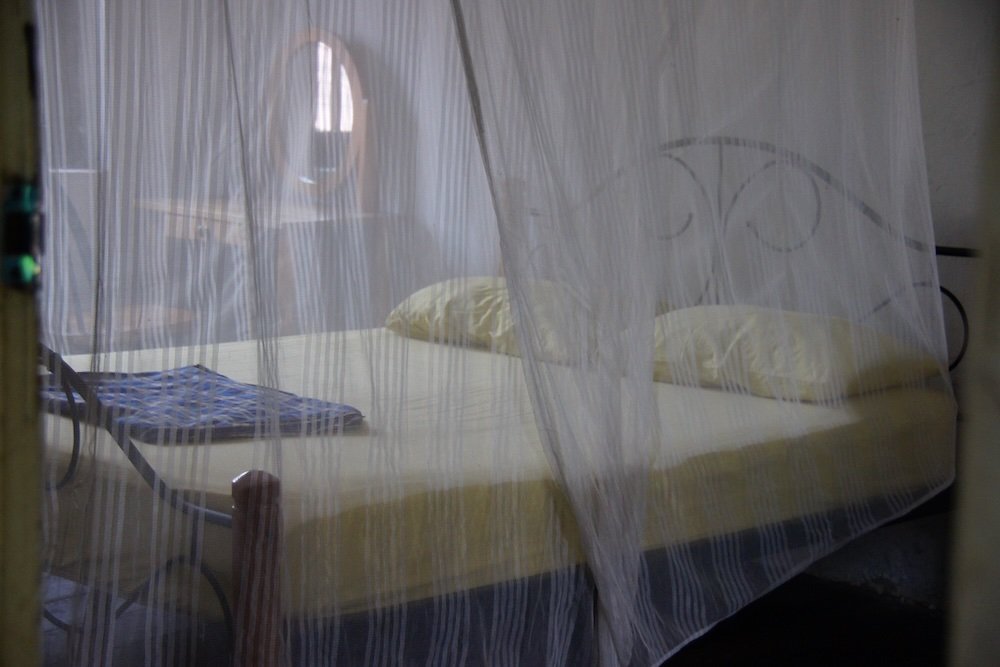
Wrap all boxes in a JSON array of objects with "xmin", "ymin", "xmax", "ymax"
[{"xmin": 1, "ymin": 1, "xmax": 40, "ymax": 665}]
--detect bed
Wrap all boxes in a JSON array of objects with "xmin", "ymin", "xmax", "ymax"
[
  {"xmin": 38, "ymin": 137, "xmax": 962, "ymax": 663},
  {"xmin": 41, "ymin": 328, "xmax": 955, "ymax": 606}
]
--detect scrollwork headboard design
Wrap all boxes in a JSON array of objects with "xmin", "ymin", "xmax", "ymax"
[
  {"xmin": 653, "ymin": 136, "xmax": 974, "ymax": 370},
  {"xmin": 659, "ymin": 136, "xmax": 927, "ymax": 250},
  {"xmin": 652, "ymin": 136, "xmax": 934, "ymax": 307},
  {"xmin": 511, "ymin": 135, "xmax": 973, "ymax": 370}
]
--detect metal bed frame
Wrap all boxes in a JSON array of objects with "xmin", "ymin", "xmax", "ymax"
[{"xmin": 39, "ymin": 136, "xmax": 977, "ymax": 664}]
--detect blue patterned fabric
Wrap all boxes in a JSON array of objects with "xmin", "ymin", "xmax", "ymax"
[{"xmin": 41, "ymin": 365, "xmax": 364, "ymax": 443}]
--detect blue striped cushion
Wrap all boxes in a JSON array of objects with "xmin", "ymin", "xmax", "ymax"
[{"xmin": 41, "ymin": 365, "xmax": 364, "ymax": 443}]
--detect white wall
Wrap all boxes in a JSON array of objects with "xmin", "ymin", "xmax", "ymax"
[
  {"xmin": 363, "ymin": 0, "xmax": 997, "ymax": 355},
  {"xmin": 916, "ymin": 0, "xmax": 998, "ymax": 247},
  {"xmin": 915, "ymin": 0, "xmax": 998, "ymax": 368},
  {"xmin": 43, "ymin": 1, "xmax": 996, "ymax": 342}
]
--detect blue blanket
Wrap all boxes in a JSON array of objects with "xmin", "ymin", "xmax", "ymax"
[{"xmin": 41, "ymin": 365, "xmax": 364, "ymax": 443}]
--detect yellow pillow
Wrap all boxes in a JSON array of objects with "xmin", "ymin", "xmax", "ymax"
[
  {"xmin": 385, "ymin": 277, "xmax": 589, "ymax": 362},
  {"xmin": 653, "ymin": 305, "xmax": 940, "ymax": 401},
  {"xmin": 385, "ymin": 277, "xmax": 514, "ymax": 351}
]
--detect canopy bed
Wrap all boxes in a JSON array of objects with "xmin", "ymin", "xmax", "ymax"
[{"xmin": 35, "ymin": 1, "xmax": 956, "ymax": 665}]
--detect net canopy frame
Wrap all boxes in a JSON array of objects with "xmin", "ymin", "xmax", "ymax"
[{"xmin": 34, "ymin": 1, "xmax": 955, "ymax": 665}]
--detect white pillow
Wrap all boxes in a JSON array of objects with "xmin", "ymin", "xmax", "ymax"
[{"xmin": 653, "ymin": 305, "xmax": 940, "ymax": 401}]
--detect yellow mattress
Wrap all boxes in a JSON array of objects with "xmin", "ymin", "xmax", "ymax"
[{"xmin": 42, "ymin": 329, "xmax": 955, "ymax": 617}]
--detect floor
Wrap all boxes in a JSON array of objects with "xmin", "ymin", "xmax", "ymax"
[
  {"xmin": 41, "ymin": 576, "xmax": 229, "ymax": 667},
  {"xmin": 43, "ymin": 573, "xmax": 947, "ymax": 666},
  {"xmin": 666, "ymin": 574, "xmax": 947, "ymax": 666}
]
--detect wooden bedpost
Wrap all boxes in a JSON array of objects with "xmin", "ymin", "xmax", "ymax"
[{"xmin": 232, "ymin": 470, "xmax": 286, "ymax": 667}]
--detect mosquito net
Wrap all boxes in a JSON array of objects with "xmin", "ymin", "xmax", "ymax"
[{"xmin": 36, "ymin": 1, "xmax": 953, "ymax": 664}]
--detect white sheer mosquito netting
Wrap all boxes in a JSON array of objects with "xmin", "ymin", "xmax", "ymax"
[{"xmin": 36, "ymin": 0, "xmax": 955, "ymax": 665}]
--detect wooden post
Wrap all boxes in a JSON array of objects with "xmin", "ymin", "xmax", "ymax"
[{"xmin": 232, "ymin": 470, "xmax": 286, "ymax": 667}]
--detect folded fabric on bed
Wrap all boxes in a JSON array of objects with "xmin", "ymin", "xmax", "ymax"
[{"xmin": 40, "ymin": 365, "xmax": 364, "ymax": 443}]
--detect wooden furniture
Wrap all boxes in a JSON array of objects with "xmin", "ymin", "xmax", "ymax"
[
  {"xmin": 267, "ymin": 29, "xmax": 376, "ymax": 211},
  {"xmin": 233, "ymin": 470, "xmax": 287, "ymax": 667},
  {"xmin": 143, "ymin": 199, "xmax": 393, "ymax": 334},
  {"xmin": 138, "ymin": 28, "xmax": 385, "ymax": 338}
]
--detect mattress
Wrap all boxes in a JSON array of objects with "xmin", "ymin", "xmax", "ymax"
[{"xmin": 42, "ymin": 328, "xmax": 955, "ymax": 617}]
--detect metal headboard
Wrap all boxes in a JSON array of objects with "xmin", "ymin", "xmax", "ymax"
[
  {"xmin": 656, "ymin": 136, "xmax": 976, "ymax": 370},
  {"xmin": 659, "ymin": 136, "xmax": 928, "ymax": 252}
]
